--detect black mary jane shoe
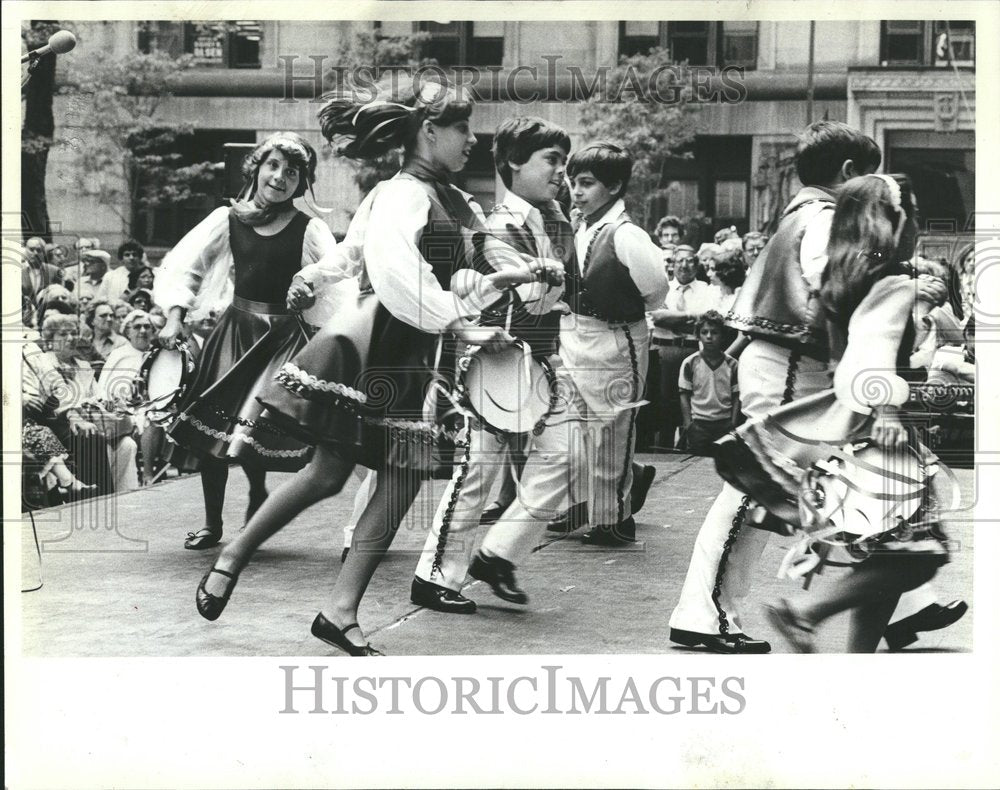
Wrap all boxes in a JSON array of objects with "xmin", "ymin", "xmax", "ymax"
[
  {"xmin": 196, "ymin": 566, "xmax": 239, "ymax": 621},
  {"xmin": 185, "ymin": 525, "xmax": 223, "ymax": 550},
  {"xmin": 311, "ymin": 613, "xmax": 384, "ymax": 657},
  {"xmin": 884, "ymin": 600, "xmax": 969, "ymax": 651}
]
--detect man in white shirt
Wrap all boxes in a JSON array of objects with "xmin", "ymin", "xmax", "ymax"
[{"xmin": 649, "ymin": 245, "xmax": 719, "ymax": 448}]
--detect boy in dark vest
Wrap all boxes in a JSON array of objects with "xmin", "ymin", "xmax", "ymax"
[
  {"xmin": 461, "ymin": 140, "xmax": 666, "ymax": 609},
  {"xmin": 668, "ymin": 121, "xmax": 882, "ymax": 653}
]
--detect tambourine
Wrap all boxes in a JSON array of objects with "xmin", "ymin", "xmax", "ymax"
[
  {"xmin": 456, "ymin": 340, "xmax": 559, "ymax": 436},
  {"xmin": 797, "ymin": 440, "xmax": 936, "ymax": 545},
  {"xmin": 131, "ymin": 341, "xmax": 196, "ymax": 419}
]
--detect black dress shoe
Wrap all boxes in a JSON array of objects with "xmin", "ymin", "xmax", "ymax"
[
  {"xmin": 884, "ymin": 600, "xmax": 969, "ymax": 651},
  {"xmin": 547, "ymin": 502, "xmax": 589, "ymax": 533},
  {"xmin": 185, "ymin": 525, "xmax": 222, "ymax": 550},
  {"xmin": 311, "ymin": 613, "xmax": 383, "ymax": 657},
  {"xmin": 468, "ymin": 551, "xmax": 528, "ymax": 604},
  {"xmin": 581, "ymin": 517, "xmax": 636, "ymax": 546},
  {"xmin": 196, "ymin": 566, "xmax": 239, "ymax": 621},
  {"xmin": 670, "ymin": 627, "xmax": 771, "ymax": 654},
  {"xmin": 631, "ymin": 464, "xmax": 656, "ymax": 515},
  {"xmin": 410, "ymin": 576, "xmax": 477, "ymax": 614},
  {"xmin": 479, "ymin": 502, "xmax": 509, "ymax": 526}
]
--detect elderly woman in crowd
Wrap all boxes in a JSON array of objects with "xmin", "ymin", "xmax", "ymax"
[
  {"xmin": 23, "ymin": 314, "xmax": 138, "ymax": 494},
  {"xmin": 99, "ymin": 310, "xmax": 165, "ymax": 485},
  {"xmin": 741, "ymin": 231, "xmax": 768, "ymax": 269}
]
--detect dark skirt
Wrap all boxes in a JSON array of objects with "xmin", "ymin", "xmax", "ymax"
[
  {"xmin": 167, "ymin": 296, "xmax": 313, "ymax": 472},
  {"xmin": 257, "ymin": 289, "xmax": 462, "ymax": 476}
]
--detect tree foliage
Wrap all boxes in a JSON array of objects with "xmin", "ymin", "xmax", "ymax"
[
  {"xmin": 58, "ymin": 47, "xmax": 218, "ymax": 234},
  {"xmin": 578, "ymin": 48, "xmax": 700, "ymax": 229}
]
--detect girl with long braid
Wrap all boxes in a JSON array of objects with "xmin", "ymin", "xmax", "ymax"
[
  {"xmin": 155, "ymin": 133, "xmax": 335, "ymax": 550},
  {"xmin": 194, "ymin": 78, "xmax": 543, "ymax": 655},
  {"xmin": 716, "ymin": 174, "xmax": 953, "ymax": 652}
]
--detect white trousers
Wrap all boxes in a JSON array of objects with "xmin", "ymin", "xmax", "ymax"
[{"xmin": 669, "ymin": 340, "xmax": 830, "ymax": 635}]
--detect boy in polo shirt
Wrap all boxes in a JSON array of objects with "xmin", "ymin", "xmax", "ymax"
[{"xmin": 678, "ymin": 310, "xmax": 739, "ymax": 456}]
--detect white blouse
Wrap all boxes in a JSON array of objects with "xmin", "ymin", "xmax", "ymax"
[
  {"xmin": 154, "ymin": 207, "xmax": 338, "ymax": 321},
  {"xmin": 301, "ymin": 173, "xmax": 501, "ymax": 333}
]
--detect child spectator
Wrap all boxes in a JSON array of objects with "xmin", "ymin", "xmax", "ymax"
[{"xmin": 678, "ymin": 310, "xmax": 740, "ymax": 456}]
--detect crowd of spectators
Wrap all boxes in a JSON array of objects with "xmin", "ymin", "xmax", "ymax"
[
  {"xmin": 639, "ymin": 214, "xmax": 973, "ymax": 455},
  {"xmin": 19, "ymin": 235, "xmax": 213, "ymax": 509}
]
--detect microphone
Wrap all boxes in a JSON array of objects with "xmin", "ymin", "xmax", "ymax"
[{"xmin": 21, "ymin": 30, "xmax": 76, "ymax": 63}]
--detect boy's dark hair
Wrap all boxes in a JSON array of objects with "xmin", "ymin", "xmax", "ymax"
[
  {"xmin": 794, "ymin": 121, "xmax": 882, "ymax": 187},
  {"xmin": 567, "ymin": 141, "xmax": 633, "ymax": 197},
  {"xmin": 493, "ymin": 117, "xmax": 571, "ymax": 189},
  {"xmin": 117, "ymin": 239, "xmax": 145, "ymax": 260},
  {"xmin": 655, "ymin": 215, "xmax": 683, "ymax": 236},
  {"xmin": 695, "ymin": 309, "xmax": 726, "ymax": 335}
]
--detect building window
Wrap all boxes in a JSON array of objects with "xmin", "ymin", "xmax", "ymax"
[
  {"xmin": 933, "ymin": 21, "xmax": 975, "ymax": 67},
  {"xmin": 887, "ymin": 131, "xmax": 975, "ymax": 231},
  {"xmin": 617, "ymin": 21, "xmax": 757, "ymax": 69},
  {"xmin": 138, "ymin": 22, "xmax": 263, "ymax": 68},
  {"xmin": 880, "ymin": 21, "xmax": 927, "ymax": 65},
  {"xmin": 619, "ymin": 21, "xmax": 661, "ymax": 59},
  {"xmin": 880, "ymin": 20, "xmax": 975, "ymax": 67},
  {"xmin": 416, "ymin": 21, "xmax": 504, "ymax": 67}
]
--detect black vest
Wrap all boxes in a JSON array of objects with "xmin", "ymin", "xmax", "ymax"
[{"xmin": 574, "ymin": 215, "xmax": 646, "ymax": 323}]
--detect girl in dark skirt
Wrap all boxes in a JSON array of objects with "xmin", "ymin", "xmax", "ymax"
[
  {"xmin": 154, "ymin": 133, "xmax": 337, "ymax": 550},
  {"xmin": 714, "ymin": 174, "xmax": 953, "ymax": 652},
  {"xmin": 195, "ymin": 78, "xmax": 540, "ymax": 655}
]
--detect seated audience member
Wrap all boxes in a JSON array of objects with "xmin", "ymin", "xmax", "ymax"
[
  {"xmin": 22, "ymin": 415, "xmax": 98, "ymax": 506},
  {"xmin": 655, "ymin": 214, "xmax": 685, "ymax": 247},
  {"xmin": 714, "ymin": 225, "xmax": 739, "ymax": 245},
  {"xmin": 85, "ymin": 299, "xmax": 129, "ymax": 362},
  {"xmin": 741, "ymin": 231, "xmax": 767, "ymax": 269},
  {"xmin": 678, "ymin": 310, "xmax": 740, "ymax": 456},
  {"xmin": 22, "ymin": 237, "xmax": 64, "ymax": 303},
  {"xmin": 111, "ymin": 300, "xmax": 131, "ymax": 335},
  {"xmin": 22, "ymin": 314, "xmax": 138, "ymax": 494},
  {"xmin": 76, "ymin": 250, "xmax": 110, "ymax": 304},
  {"xmin": 100, "ymin": 310, "xmax": 165, "ymax": 484},
  {"xmin": 926, "ymin": 316, "xmax": 976, "ymax": 386},
  {"xmin": 127, "ymin": 288, "xmax": 153, "ymax": 313},
  {"xmin": 127, "ymin": 265, "xmax": 156, "ymax": 294},
  {"xmin": 650, "ymin": 245, "xmax": 720, "ymax": 448}
]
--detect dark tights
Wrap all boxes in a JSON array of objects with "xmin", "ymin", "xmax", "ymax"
[
  {"xmin": 799, "ymin": 552, "xmax": 943, "ymax": 652},
  {"xmin": 200, "ymin": 456, "xmax": 268, "ymax": 529}
]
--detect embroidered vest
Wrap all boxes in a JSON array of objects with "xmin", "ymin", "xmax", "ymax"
[
  {"xmin": 575, "ymin": 215, "xmax": 646, "ymax": 323},
  {"xmin": 726, "ymin": 196, "xmax": 834, "ymax": 358}
]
